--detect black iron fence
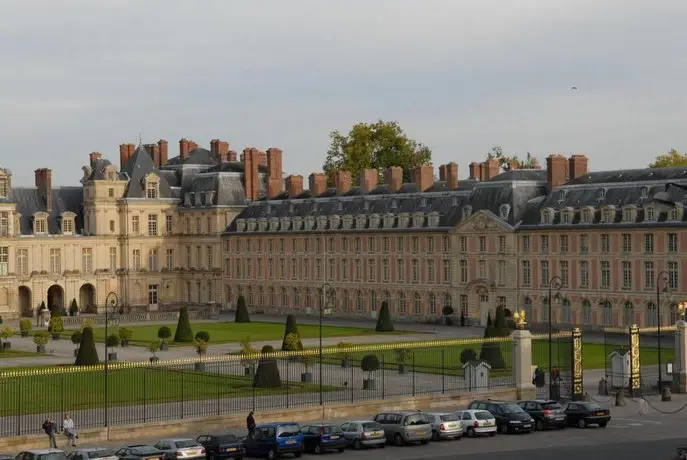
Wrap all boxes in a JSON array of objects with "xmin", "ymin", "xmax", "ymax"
[
  {"xmin": 0, "ymin": 337, "xmax": 515, "ymax": 437},
  {"xmin": 531, "ymin": 332, "xmax": 574, "ymax": 400}
]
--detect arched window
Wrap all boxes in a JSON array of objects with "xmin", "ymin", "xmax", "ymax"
[
  {"xmin": 524, "ymin": 297, "xmax": 533, "ymax": 325},
  {"xmin": 356, "ymin": 290, "xmax": 364, "ymax": 312},
  {"xmin": 281, "ymin": 287, "xmax": 288, "ymax": 306},
  {"xmin": 414, "ymin": 293, "xmax": 422, "ymax": 315},
  {"xmin": 270, "ymin": 287, "xmax": 276, "ymax": 307},
  {"xmin": 646, "ymin": 302, "xmax": 657, "ymax": 327},
  {"xmin": 670, "ymin": 303, "xmax": 679, "ymax": 325},
  {"xmin": 293, "ymin": 288, "xmax": 300, "ymax": 307},
  {"xmin": 343, "ymin": 290, "xmax": 350, "ymax": 311},
  {"xmin": 541, "ymin": 299, "xmax": 549, "ymax": 322},
  {"xmin": 444, "ymin": 294, "xmax": 454, "ymax": 312},
  {"xmin": 226, "ymin": 286, "xmax": 233, "ymax": 307},
  {"xmin": 601, "ymin": 300, "xmax": 612, "ymax": 326},
  {"xmin": 429, "ymin": 294, "xmax": 437, "ymax": 315},
  {"xmin": 258, "ymin": 287, "xmax": 264, "ymax": 306},
  {"xmin": 247, "ymin": 287, "xmax": 253, "ymax": 307},
  {"xmin": 329, "ymin": 289, "xmax": 337, "ymax": 310},
  {"xmin": 398, "ymin": 293, "xmax": 406, "ymax": 313},
  {"xmin": 582, "ymin": 300, "xmax": 591, "ymax": 325},
  {"xmin": 371, "ymin": 291, "xmax": 378, "ymax": 312},
  {"xmin": 304, "ymin": 288, "xmax": 311, "ymax": 308},
  {"xmin": 561, "ymin": 299, "xmax": 572, "ymax": 324},
  {"xmin": 623, "ymin": 301, "xmax": 633, "ymax": 326}
]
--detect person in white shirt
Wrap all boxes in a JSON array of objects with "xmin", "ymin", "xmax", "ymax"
[{"xmin": 62, "ymin": 413, "xmax": 77, "ymax": 447}]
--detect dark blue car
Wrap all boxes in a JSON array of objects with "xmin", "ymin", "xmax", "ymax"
[
  {"xmin": 300, "ymin": 424, "xmax": 346, "ymax": 454},
  {"xmin": 243, "ymin": 423, "xmax": 303, "ymax": 460}
]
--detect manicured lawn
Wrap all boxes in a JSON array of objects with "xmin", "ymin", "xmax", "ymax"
[
  {"xmin": 0, "ymin": 349, "xmax": 42, "ymax": 359},
  {"xmin": 0, "ymin": 363, "xmax": 339, "ymax": 417},
  {"xmin": 53, "ymin": 322, "xmax": 408, "ymax": 347}
]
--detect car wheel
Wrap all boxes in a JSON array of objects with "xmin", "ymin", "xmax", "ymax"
[
  {"xmin": 420, "ymin": 440, "xmax": 429, "ymax": 445},
  {"xmin": 353, "ymin": 440, "xmax": 362, "ymax": 450},
  {"xmin": 535, "ymin": 420, "xmax": 545, "ymax": 431},
  {"xmin": 394, "ymin": 434, "xmax": 404, "ymax": 447},
  {"xmin": 499, "ymin": 424, "xmax": 509, "ymax": 435},
  {"xmin": 599, "ymin": 422, "xmax": 608, "ymax": 428},
  {"xmin": 577, "ymin": 419, "xmax": 587, "ymax": 429},
  {"xmin": 294, "ymin": 452, "xmax": 302, "ymax": 458},
  {"xmin": 466, "ymin": 428, "xmax": 475, "ymax": 438},
  {"xmin": 378, "ymin": 443, "xmax": 385, "ymax": 449},
  {"xmin": 431, "ymin": 430, "xmax": 440, "ymax": 441},
  {"xmin": 208, "ymin": 454, "xmax": 215, "ymax": 460},
  {"xmin": 488, "ymin": 432, "xmax": 496, "ymax": 437},
  {"xmin": 267, "ymin": 449, "xmax": 277, "ymax": 460},
  {"xmin": 314, "ymin": 444, "xmax": 322, "ymax": 454},
  {"xmin": 337, "ymin": 448, "xmax": 344, "ymax": 453}
]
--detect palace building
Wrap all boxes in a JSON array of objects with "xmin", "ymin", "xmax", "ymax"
[{"xmin": 222, "ymin": 154, "xmax": 687, "ymax": 329}]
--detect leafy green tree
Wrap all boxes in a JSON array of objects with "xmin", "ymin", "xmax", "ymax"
[
  {"xmin": 649, "ymin": 149, "xmax": 687, "ymax": 168},
  {"xmin": 375, "ymin": 301, "xmax": 394, "ymax": 332},
  {"xmin": 253, "ymin": 345, "xmax": 281, "ymax": 388},
  {"xmin": 75, "ymin": 327, "xmax": 100, "ymax": 366},
  {"xmin": 173, "ymin": 307, "xmax": 194, "ymax": 342},
  {"xmin": 281, "ymin": 315, "xmax": 303, "ymax": 350},
  {"xmin": 323, "ymin": 120, "xmax": 432, "ymax": 184},
  {"xmin": 235, "ymin": 295, "xmax": 250, "ymax": 323},
  {"xmin": 487, "ymin": 146, "xmax": 540, "ymax": 171}
]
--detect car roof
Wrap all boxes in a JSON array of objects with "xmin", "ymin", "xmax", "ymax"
[
  {"xmin": 73, "ymin": 448, "xmax": 110, "ymax": 452},
  {"xmin": 258, "ymin": 422, "xmax": 299, "ymax": 427},
  {"xmin": 472, "ymin": 400, "xmax": 508, "ymax": 404},
  {"xmin": 25, "ymin": 450, "xmax": 65, "ymax": 454},
  {"xmin": 158, "ymin": 439, "xmax": 194, "ymax": 443},
  {"xmin": 344, "ymin": 420, "xmax": 377, "ymax": 423},
  {"xmin": 459, "ymin": 409, "xmax": 493, "ymax": 413},
  {"xmin": 427, "ymin": 412, "xmax": 455, "ymax": 416}
]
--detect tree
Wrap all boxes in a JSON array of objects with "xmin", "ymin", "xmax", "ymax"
[
  {"xmin": 649, "ymin": 149, "xmax": 687, "ymax": 168},
  {"xmin": 173, "ymin": 307, "xmax": 194, "ymax": 342},
  {"xmin": 253, "ymin": 345, "xmax": 281, "ymax": 388},
  {"xmin": 69, "ymin": 299, "xmax": 79, "ymax": 316},
  {"xmin": 281, "ymin": 315, "xmax": 303, "ymax": 350},
  {"xmin": 486, "ymin": 146, "xmax": 540, "ymax": 171},
  {"xmin": 195, "ymin": 330, "xmax": 210, "ymax": 342},
  {"xmin": 235, "ymin": 295, "xmax": 250, "ymax": 323},
  {"xmin": 375, "ymin": 301, "xmax": 394, "ymax": 332},
  {"xmin": 323, "ymin": 120, "xmax": 432, "ymax": 184},
  {"xmin": 493, "ymin": 306, "xmax": 509, "ymax": 337},
  {"xmin": 479, "ymin": 324, "xmax": 505, "ymax": 369},
  {"xmin": 460, "ymin": 348, "xmax": 478, "ymax": 365},
  {"xmin": 75, "ymin": 326, "xmax": 100, "ymax": 366}
]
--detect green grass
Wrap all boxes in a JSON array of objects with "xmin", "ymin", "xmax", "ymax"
[
  {"xmin": 53, "ymin": 322, "xmax": 409, "ymax": 347},
  {"xmin": 0, "ymin": 364, "xmax": 339, "ymax": 417},
  {"xmin": 0, "ymin": 349, "xmax": 42, "ymax": 359}
]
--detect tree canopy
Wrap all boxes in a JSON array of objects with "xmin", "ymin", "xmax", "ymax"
[
  {"xmin": 486, "ymin": 146, "xmax": 540, "ymax": 171},
  {"xmin": 649, "ymin": 149, "xmax": 687, "ymax": 168},
  {"xmin": 323, "ymin": 120, "xmax": 432, "ymax": 184}
]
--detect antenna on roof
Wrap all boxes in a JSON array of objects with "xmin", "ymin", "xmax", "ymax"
[{"xmin": 138, "ymin": 132, "xmax": 143, "ymax": 146}]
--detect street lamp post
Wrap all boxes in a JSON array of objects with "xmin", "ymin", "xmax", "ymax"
[
  {"xmin": 319, "ymin": 283, "xmax": 333, "ymax": 406},
  {"xmin": 104, "ymin": 292, "xmax": 118, "ymax": 428},
  {"xmin": 656, "ymin": 270, "xmax": 669, "ymax": 391},
  {"xmin": 547, "ymin": 275, "xmax": 562, "ymax": 398}
]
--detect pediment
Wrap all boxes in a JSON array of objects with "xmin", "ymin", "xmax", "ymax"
[{"xmin": 453, "ymin": 209, "xmax": 513, "ymax": 234}]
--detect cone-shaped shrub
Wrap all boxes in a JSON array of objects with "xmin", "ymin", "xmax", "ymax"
[
  {"xmin": 281, "ymin": 315, "xmax": 303, "ymax": 350},
  {"xmin": 253, "ymin": 345, "xmax": 281, "ymax": 388},
  {"xmin": 75, "ymin": 326, "xmax": 100, "ymax": 366},
  {"xmin": 173, "ymin": 307, "xmax": 194, "ymax": 343},
  {"xmin": 479, "ymin": 323, "xmax": 505, "ymax": 369},
  {"xmin": 235, "ymin": 295, "xmax": 250, "ymax": 323},
  {"xmin": 375, "ymin": 301, "xmax": 394, "ymax": 332}
]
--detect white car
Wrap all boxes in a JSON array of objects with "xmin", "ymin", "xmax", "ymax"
[{"xmin": 455, "ymin": 410, "xmax": 497, "ymax": 437}]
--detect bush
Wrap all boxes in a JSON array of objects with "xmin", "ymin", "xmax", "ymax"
[
  {"xmin": 281, "ymin": 315, "xmax": 302, "ymax": 350},
  {"xmin": 158, "ymin": 326, "xmax": 172, "ymax": 342},
  {"xmin": 195, "ymin": 330, "xmax": 210, "ymax": 342},
  {"xmin": 375, "ymin": 301, "xmax": 394, "ymax": 332},
  {"xmin": 48, "ymin": 316, "xmax": 64, "ymax": 333},
  {"xmin": 396, "ymin": 348, "xmax": 411, "ymax": 363},
  {"xmin": 75, "ymin": 327, "xmax": 100, "ymax": 366},
  {"xmin": 253, "ymin": 345, "xmax": 281, "ymax": 388},
  {"xmin": 283, "ymin": 333, "xmax": 302, "ymax": 353},
  {"xmin": 1, "ymin": 326, "xmax": 14, "ymax": 341},
  {"xmin": 19, "ymin": 319, "xmax": 32, "ymax": 333},
  {"xmin": 118, "ymin": 327, "xmax": 133, "ymax": 341},
  {"xmin": 33, "ymin": 331, "xmax": 50, "ymax": 346},
  {"xmin": 173, "ymin": 307, "xmax": 194, "ymax": 342},
  {"xmin": 479, "ymin": 325, "xmax": 505, "ymax": 369},
  {"xmin": 494, "ymin": 306, "xmax": 509, "ymax": 336},
  {"xmin": 235, "ymin": 295, "xmax": 250, "ymax": 323},
  {"xmin": 459, "ymin": 348, "xmax": 478, "ymax": 365},
  {"xmin": 442, "ymin": 305, "xmax": 454, "ymax": 316},
  {"xmin": 69, "ymin": 299, "xmax": 79, "ymax": 316},
  {"xmin": 105, "ymin": 334, "xmax": 120, "ymax": 348},
  {"xmin": 81, "ymin": 319, "xmax": 94, "ymax": 330},
  {"xmin": 361, "ymin": 354, "xmax": 380, "ymax": 374},
  {"xmin": 70, "ymin": 330, "xmax": 82, "ymax": 345},
  {"xmin": 196, "ymin": 340, "xmax": 209, "ymax": 356},
  {"xmin": 239, "ymin": 337, "xmax": 258, "ymax": 367}
]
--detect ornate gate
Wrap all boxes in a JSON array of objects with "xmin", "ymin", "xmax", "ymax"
[{"xmin": 532, "ymin": 328, "xmax": 583, "ymax": 401}]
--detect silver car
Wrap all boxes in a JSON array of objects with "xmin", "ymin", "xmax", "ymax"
[
  {"xmin": 16, "ymin": 450, "xmax": 66, "ymax": 460},
  {"xmin": 426, "ymin": 413, "xmax": 463, "ymax": 441},
  {"xmin": 340, "ymin": 421, "xmax": 386, "ymax": 449},
  {"xmin": 373, "ymin": 411, "xmax": 432, "ymax": 446},
  {"xmin": 67, "ymin": 449, "xmax": 118, "ymax": 460},
  {"xmin": 153, "ymin": 439, "xmax": 205, "ymax": 460}
]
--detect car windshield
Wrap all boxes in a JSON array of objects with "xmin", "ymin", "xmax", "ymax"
[
  {"xmin": 404, "ymin": 414, "xmax": 428, "ymax": 426},
  {"xmin": 277, "ymin": 425, "xmax": 300, "ymax": 437},
  {"xmin": 174, "ymin": 441, "xmax": 198, "ymax": 449},
  {"xmin": 439, "ymin": 414, "xmax": 458, "ymax": 422},
  {"xmin": 321, "ymin": 426, "xmax": 342, "ymax": 434},
  {"xmin": 581, "ymin": 403, "xmax": 602, "ymax": 410},
  {"xmin": 88, "ymin": 451, "xmax": 115, "ymax": 459},
  {"xmin": 132, "ymin": 447, "xmax": 159, "ymax": 455},
  {"xmin": 37, "ymin": 454, "xmax": 67, "ymax": 460},
  {"xmin": 215, "ymin": 435, "xmax": 237, "ymax": 444},
  {"xmin": 475, "ymin": 411, "xmax": 493, "ymax": 420},
  {"xmin": 542, "ymin": 403, "xmax": 563, "ymax": 410},
  {"xmin": 500, "ymin": 404, "xmax": 525, "ymax": 414},
  {"xmin": 362, "ymin": 422, "xmax": 382, "ymax": 431}
]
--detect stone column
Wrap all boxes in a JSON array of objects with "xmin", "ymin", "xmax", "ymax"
[
  {"xmin": 512, "ymin": 329, "xmax": 536, "ymax": 399},
  {"xmin": 673, "ymin": 320, "xmax": 687, "ymax": 393}
]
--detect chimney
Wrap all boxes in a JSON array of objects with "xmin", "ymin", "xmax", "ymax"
[
  {"xmin": 469, "ymin": 162, "xmax": 481, "ymax": 180},
  {"xmin": 266, "ymin": 148, "xmax": 283, "ymax": 199},
  {"xmin": 508, "ymin": 159, "xmax": 519, "ymax": 171},
  {"xmin": 188, "ymin": 140, "xmax": 198, "ymax": 152},
  {"xmin": 384, "ymin": 166, "xmax": 403, "ymax": 193},
  {"xmin": 35, "ymin": 168, "xmax": 53, "ymax": 212},
  {"xmin": 228, "ymin": 150, "xmax": 237, "ymax": 162},
  {"xmin": 357, "ymin": 169, "xmax": 379, "ymax": 193},
  {"xmin": 179, "ymin": 139, "xmax": 190, "ymax": 162},
  {"xmin": 89, "ymin": 152, "xmax": 102, "ymax": 168},
  {"xmin": 158, "ymin": 139, "xmax": 168, "ymax": 167},
  {"xmin": 334, "ymin": 170, "xmax": 352, "ymax": 195},
  {"xmin": 569, "ymin": 154, "xmax": 588, "ymax": 180},
  {"xmin": 445, "ymin": 162, "xmax": 458, "ymax": 190},
  {"xmin": 309, "ymin": 173, "xmax": 327, "ymax": 197},
  {"xmin": 256, "ymin": 151, "xmax": 267, "ymax": 169},
  {"xmin": 546, "ymin": 153, "xmax": 568, "ymax": 191},
  {"xmin": 412, "ymin": 165, "xmax": 434, "ymax": 192},
  {"xmin": 144, "ymin": 144, "xmax": 160, "ymax": 167},
  {"xmin": 285, "ymin": 175, "xmax": 304, "ymax": 197},
  {"xmin": 242, "ymin": 148, "xmax": 261, "ymax": 201},
  {"xmin": 483, "ymin": 159, "xmax": 500, "ymax": 180}
]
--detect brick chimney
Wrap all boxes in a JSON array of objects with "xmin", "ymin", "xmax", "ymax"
[
  {"xmin": 482, "ymin": 159, "xmax": 500, "ymax": 180},
  {"xmin": 309, "ymin": 173, "xmax": 327, "ymax": 197},
  {"xmin": 547, "ymin": 154, "xmax": 568, "ymax": 191},
  {"xmin": 144, "ymin": 144, "xmax": 160, "ymax": 167},
  {"xmin": 508, "ymin": 159, "xmax": 519, "ymax": 171},
  {"xmin": 384, "ymin": 166, "xmax": 403, "ymax": 193},
  {"xmin": 469, "ymin": 162, "xmax": 481, "ymax": 180},
  {"xmin": 228, "ymin": 150, "xmax": 237, "ymax": 162},
  {"xmin": 242, "ymin": 148, "xmax": 261, "ymax": 201},
  {"xmin": 35, "ymin": 168, "xmax": 52, "ymax": 212},
  {"xmin": 119, "ymin": 143, "xmax": 136, "ymax": 171},
  {"xmin": 412, "ymin": 165, "xmax": 434, "ymax": 192},
  {"xmin": 188, "ymin": 140, "xmax": 198, "ymax": 152},
  {"xmin": 444, "ymin": 162, "xmax": 458, "ymax": 190},
  {"xmin": 266, "ymin": 148, "xmax": 283, "ymax": 199},
  {"xmin": 211, "ymin": 139, "xmax": 230, "ymax": 162},
  {"xmin": 179, "ymin": 139, "xmax": 190, "ymax": 162},
  {"xmin": 569, "ymin": 154, "xmax": 588, "ymax": 180},
  {"xmin": 334, "ymin": 170, "xmax": 352, "ymax": 195},
  {"xmin": 89, "ymin": 152, "xmax": 102, "ymax": 168},
  {"xmin": 357, "ymin": 169, "xmax": 378, "ymax": 193},
  {"xmin": 158, "ymin": 139, "xmax": 168, "ymax": 167},
  {"xmin": 285, "ymin": 175, "xmax": 304, "ymax": 197}
]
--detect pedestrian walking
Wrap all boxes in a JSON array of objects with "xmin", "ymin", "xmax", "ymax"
[
  {"xmin": 42, "ymin": 416, "xmax": 57, "ymax": 448},
  {"xmin": 246, "ymin": 411, "xmax": 256, "ymax": 437},
  {"xmin": 62, "ymin": 413, "xmax": 78, "ymax": 447}
]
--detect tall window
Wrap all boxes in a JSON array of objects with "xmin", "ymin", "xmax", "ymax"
[
  {"xmin": 646, "ymin": 302, "xmax": 657, "ymax": 327},
  {"xmin": 668, "ymin": 233, "xmax": 678, "ymax": 253},
  {"xmin": 460, "ymin": 259, "xmax": 468, "ymax": 283},
  {"xmin": 16, "ymin": 249, "xmax": 28, "ymax": 276},
  {"xmin": 207, "ymin": 246, "xmax": 213, "ymax": 269},
  {"xmin": 165, "ymin": 215, "xmax": 173, "ymax": 233},
  {"xmin": 146, "ymin": 181, "xmax": 158, "ymax": 199},
  {"xmin": 132, "ymin": 249, "xmax": 141, "ymax": 271},
  {"xmin": 35, "ymin": 218, "xmax": 46, "ymax": 234},
  {"xmin": 623, "ymin": 301, "xmax": 633, "ymax": 326},
  {"xmin": 413, "ymin": 293, "xmax": 422, "ymax": 314},
  {"xmin": 397, "ymin": 259, "xmax": 404, "ymax": 283},
  {"xmin": 524, "ymin": 297, "xmax": 533, "ymax": 324},
  {"xmin": 540, "ymin": 260, "xmax": 549, "ymax": 286},
  {"xmin": 644, "ymin": 261, "xmax": 655, "ymax": 289},
  {"xmin": 540, "ymin": 235, "xmax": 549, "ymax": 253},
  {"xmin": 411, "ymin": 259, "xmax": 419, "ymax": 283},
  {"xmin": 0, "ymin": 212, "xmax": 8, "ymax": 236},
  {"xmin": 82, "ymin": 248, "xmax": 92, "ymax": 273},
  {"xmin": 356, "ymin": 259, "xmax": 363, "ymax": 281},
  {"xmin": 0, "ymin": 178, "xmax": 7, "ymax": 197},
  {"xmin": 429, "ymin": 293, "xmax": 437, "ymax": 315},
  {"xmin": 498, "ymin": 236, "xmax": 506, "ymax": 253},
  {"xmin": 427, "ymin": 259, "xmax": 434, "ymax": 283},
  {"xmin": 559, "ymin": 235, "xmax": 568, "ymax": 253},
  {"xmin": 382, "ymin": 260, "xmax": 389, "ymax": 281},
  {"xmin": 207, "ymin": 281, "xmax": 214, "ymax": 303},
  {"xmin": 186, "ymin": 246, "xmax": 192, "ymax": 267},
  {"xmin": 579, "ymin": 261, "xmax": 589, "ymax": 288},
  {"xmin": 368, "ymin": 259, "xmax": 376, "ymax": 282},
  {"xmin": 497, "ymin": 260, "xmax": 506, "ymax": 285},
  {"xmin": 559, "ymin": 261, "xmax": 569, "ymax": 287},
  {"xmin": 600, "ymin": 261, "xmax": 610, "ymax": 288},
  {"xmin": 148, "ymin": 215, "xmax": 158, "ymax": 236},
  {"xmin": 50, "ymin": 248, "xmax": 61, "ymax": 274},
  {"xmin": 644, "ymin": 233, "xmax": 654, "ymax": 253},
  {"xmin": 460, "ymin": 236, "xmax": 468, "ymax": 252},
  {"xmin": 521, "ymin": 236, "xmax": 530, "ymax": 253},
  {"xmin": 0, "ymin": 247, "xmax": 8, "ymax": 276},
  {"xmin": 600, "ymin": 234, "xmax": 610, "ymax": 253},
  {"xmin": 602, "ymin": 301, "xmax": 612, "ymax": 326},
  {"xmin": 195, "ymin": 246, "xmax": 201, "ymax": 269},
  {"xmin": 478, "ymin": 260, "xmax": 486, "ymax": 278},
  {"xmin": 148, "ymin": 284, "xmax": 159, "ymax": 306},
  {"xmin": 579, "ymin": 234, "xmax": 589, "ymax": 254},
  {"xmin": 443, "ymin": 260, "xmax": 451, "ymax": 284},
  {"xmin": 131, "ymin": 215, "xmax": 139, "ymax": 234},
  {"xmin": 561, "ymin": 299, "xmax": 571, "ymax": 323},
  {"xmin": 582, "ymin": 300, "xmax": 591, "ymax": 325},
  {"xmin": 521, "ymin": 261, "xmax": 531, "ymax": 287},
  {"xmin": 109, "ymin": 247, "xmax": 117, "ymax": 272},
  {"xmin": 356, "ymin": 291, "xmax": 364, "ymax": 312},
  {"xmin": 148, "ymin": 249, "xmax": 158, "ymax": 271},
  {"xmin": 166, "ymin": 248, "xmax": 174, "ymax": 269},
  {"xmin": 342, "ymin": 259, "xmax": 349, "ymax": 281},
  {"xmin": 668, "ymin": 261, "xmax": 680, "ymax": 290},
  {"xmin": 622, "ymin": 261, "xmax": 632, "ymax": 289},
  {"xmin": 478, "ymin": 236, "xmax": 486, "ymax": 253},
  {"xmin": 398, "ymin": 293, "xmax": 406, "ymax": 313}
]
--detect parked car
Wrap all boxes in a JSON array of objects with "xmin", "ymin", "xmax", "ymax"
[
  {"xmin": 153, "ymin": 439, "xmax": 206, "ymax": 460},
  {"xmin": 243, "ymin": 423, "xmax": 303, "ymax": 460},
  {"xmin": 563, "ymin": 402, "xmax": 611, "ymax": 428},
  {"xmin": 300, "ymin": 424, "xmax": 347, "ymax": 454},
  {"xmin": 196, "ymin": 434, "xmax": 245, "ymax": 460},
  {"xmin": 340, "ymin": 421, "xmax": 386, "ymax": 449},
  {"xmin": 517, "ymin": 400, "xmax": 567, "ymax": 430},
  {"xmin": 1, "ymin": 455, "xmax": 14, "ymax": 460},
  {"xmin": 16, "ymin": 451, "xmax": 67, "ymax": 460},
  {"xmin": 373, "ymin": 411, "xmax": 432, "ymax": 446},
  {"xmin": 426, "ymin": 413, "xmax": 463, "ymax": 441},
  {"xmin": 467, "ymin": 400, "xmax": 534, "ymax": 434},
  {"xmin": 67, "ymin": 448, "xmax": 118, "ymax": 460},
  {"xmin": 115, "ymin": 445, "xmax": 165, "ymax": 460},
  {"xmin": 455, "ymin": 410, "xmax": 497, "ymax": 437}
]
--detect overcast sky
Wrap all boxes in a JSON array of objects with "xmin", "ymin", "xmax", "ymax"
[{"xmin": 2, "ymin": 0, "xmax": 686, "ymax": 185}]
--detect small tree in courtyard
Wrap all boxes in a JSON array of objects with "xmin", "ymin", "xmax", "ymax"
[
  {"xmin": 75, "ymin": 326, "xmax": 100, "ymax": 366},
  {"xmin": 361, "ymin": 354, "xmax": 380, "ymax": 389},
  {"xmin": 479, "ymin": 323, "xmax": 505, "ymax": 369},
  {"xmin": 281, "ymin": 315, "xmax": 303, "ymax": 351},
  {"xmin": 442, "ymin": 305, "xmax": 454, "ymax": 326},
  {"xmin": 69, "ymin": 299, "xmax": 79, "ymax": 317},
  {"xmin": 375, "ymin": 301, "xmax": 394, "ymax": 332},
  {"xmin": 173, "ymin": 307, "xmax": 194, "ymax": 343},
  {"xmin": 158, "ymin": 326, "xmax": 172, "ymax": 350},
  {"xmin": 460, "ymin": 348, "xmax": 478, "ymax": 365},
  {"xmin": 235, "ymin": 295, "xmax": 250, "ymax": 323},
  {"xmin": 253, "ymin": 345, "xmax": 281, "ymax": 388}
]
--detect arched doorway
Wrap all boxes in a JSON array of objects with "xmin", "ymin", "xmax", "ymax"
[
  {"xmin": 79, "ymin": 284, "xmax": 96, "ymax": 313},
  {"xmin": 18, "ymin": 286, "xmax": 31, "ymax": 316},
  {"xmin": 47, "ymin": 285, "xmax": 64, "ymax": 313}
]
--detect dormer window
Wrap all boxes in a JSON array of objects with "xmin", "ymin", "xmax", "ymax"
[
  {"xmin": 598, "ymin": 188, "xmax": 607, "ymax": 200},
  {"xmin": 640, "ymin": 186, "xmax": 649, "ymax": 199},
  {"xmin": 383, "ymin": 213, "xmax": 395, "ymax": 228},
  {"xmin": 540, "ymin": 209, "xmax": 553, "ymax": 225},
  {"xmin": 369, "ymin": 214, "xmax": 381, "ymax": 228},
  {"xmin": 235, "ymin": 219, "xmax": 246, "ymax": 232},
  {"xmin": 581, "ymin": 207, "xmax": 593, "ymax": 223},
  {"xmin": 428, "ymin": 211, "xmax": 440, "ymax": 227},
  {"xmin": 462, "ymin": 206, "xmax": 472, "ymax": 220},
  {"xmin": 645, "ymin": 206, "xmax": 656, "ymax": 222},
  {"xmin": 61, "ymin": 212, "xmax": 76, "ymax": 235},
  {"xmin": 412, "ymin": 212, "xmax": 424, "ymax": 228},
  {"xmin": 184, "ymin": 193, "xmax": 191, "ymax": 207},
  {"xmin": 398, "ymin": 213, "xmax": 410, "ymax": 228},
  {"xmin": 669, "ymin": 204, "xmax": 683, "ymax": 221},
  {"xmin": 420, "ymin": 197, "xmax": 427, "ymax": 207},
  {"xmin": 342, "ymin": 215, "xmax": 353, "ymax": 230},
  {"xmin": 560, "ymin": 208, "xmax": 572, "ymax": 224},
  {"xmin": 390, "ymin": 199, "xmax": 398, "ymax": 210},
  {"xmin": 34, "ymin": 212, "xmax": 48, "ymax": 235},
  {"xmin": 355, "ymin": 214, "xmax": 366, "ymax": 229},
  {"xmin": 499, "ymin": 204, "xmax": 511, "ymax": 220},
  {"xmin": 622, "ymin": 206, "xmax": 636, "ymax": 223},
  {"xmin": 601, "ymin": 207, "xmax": 615, "ymax": 223},
  {"xmin": 146, "ymin": 180, "xmax": 159, "ymax": 199},
  {"xmin": 0, "ymin": 177, "xmax": 8, "ymax": 198},
  {"xmin": 337, "ymin": 200, "xmax": 343, "ymax": 212},
  {"xmin": 557, "ymin": 190, "xmax": 567, "ymax": 202}
]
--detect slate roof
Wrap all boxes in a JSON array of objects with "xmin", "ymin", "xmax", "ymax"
[
  {"xmin": 84, "ymin": 158, "xmax": 127, "ymax": 182},
  {"xmin": 0, "ymin": 186, "xmax": 83, "ymax": 235},
  {"xmin": 122, "ymin": 145, "xmax": 174, "ymax": 199}
]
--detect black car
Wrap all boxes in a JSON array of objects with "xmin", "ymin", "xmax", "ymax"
[
  {"xmin": 196, "ymin": 434, "xmax": 245, "ymax": 460},
  {"xmin": 563, "ymin": 402, "xmax": 611, "ymax": 428},
  {"xmin": 467, "ymin": 400, "xmax": 535, "ymax": 434},
  {"xmin": 115, "ymin": 446, "xmax": 165, "ymax": 460},
  {"xmin": 300, "ymin": 424, "xmax": 347, "ymax": 454},
  {"xmin": 517, "ymin": 400, "xmax": 567, "ymax": 430}
]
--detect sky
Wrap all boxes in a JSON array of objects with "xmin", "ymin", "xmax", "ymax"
[{"xmin": 1, "ymin": 0, "xmax": 686, "ymax": 186}]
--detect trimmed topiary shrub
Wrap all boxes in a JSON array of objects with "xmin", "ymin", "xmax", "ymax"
[
  {"xmin": 118, "ymin": 327, "xmax": 133, "ymax": 347},
  {"xmin": 173, "ymin": 307, "xmax": 194, "ymax": 343},
  {"xmin": 75, "ymin": 327, "xmax": 100, "ymax": 366},
  {"xmin": 195, "ymin": 330, "xmax": 210, "ymax": 343},
  {"xmin": 460, "ymin": 348, "xmax": 478, "ymax": 365},
  {"xmin": 281, "ymin": 315, "xmax": 303, "ymax": 351},
  {"xmin": 375, "ymin": 301, "xmax": 394, "ymax": 332},
  {"xmin": 69, "ymin": 299, "xmax": 79, "ymax": 316},
  {"xmin": 253, "ymin": 345, "xmax": 281, "ymax": 388},
  {"xmin": 19, "ymin": 319, "xmax": 32, "ymax": 337},
  {"xmin": 48, "ymin": 316, "xmax": 64, "ymax": 339},
  {"xmin": 479, "ymin": 324, "xmax": 505, "ymax": 369},
  {"xmin": 235, "ymin": 295, "xmax": 250, "ymax": 323},
  {"xmin": 361, "ymin": 354, "xmax": 380, "ymax": 390}
]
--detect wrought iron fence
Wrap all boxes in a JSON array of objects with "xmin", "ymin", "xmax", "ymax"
[
  {"xmin": 531, "ymin": 331, "xmax": 574, "ymax": 400},
  {"xmin": 0, "ymin": 336, "xmax": 515, "ymax": 437}
]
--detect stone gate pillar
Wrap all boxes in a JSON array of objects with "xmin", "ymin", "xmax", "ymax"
[
  {"xmin": 512, "ymin": 329, "xmax": 536, "ymax": 399},
  {"xmin": 673, "ymin": 320, "xmax": 687, "ymax": 393}
]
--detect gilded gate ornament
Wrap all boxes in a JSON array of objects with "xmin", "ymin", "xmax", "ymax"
[
  {"xmin": 629, "ymin": 325, "xmax": 641, "ymax": 392},
  {"xmin": 572, "ymin": 328, "xmax": 584, "ymax": 399}
]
